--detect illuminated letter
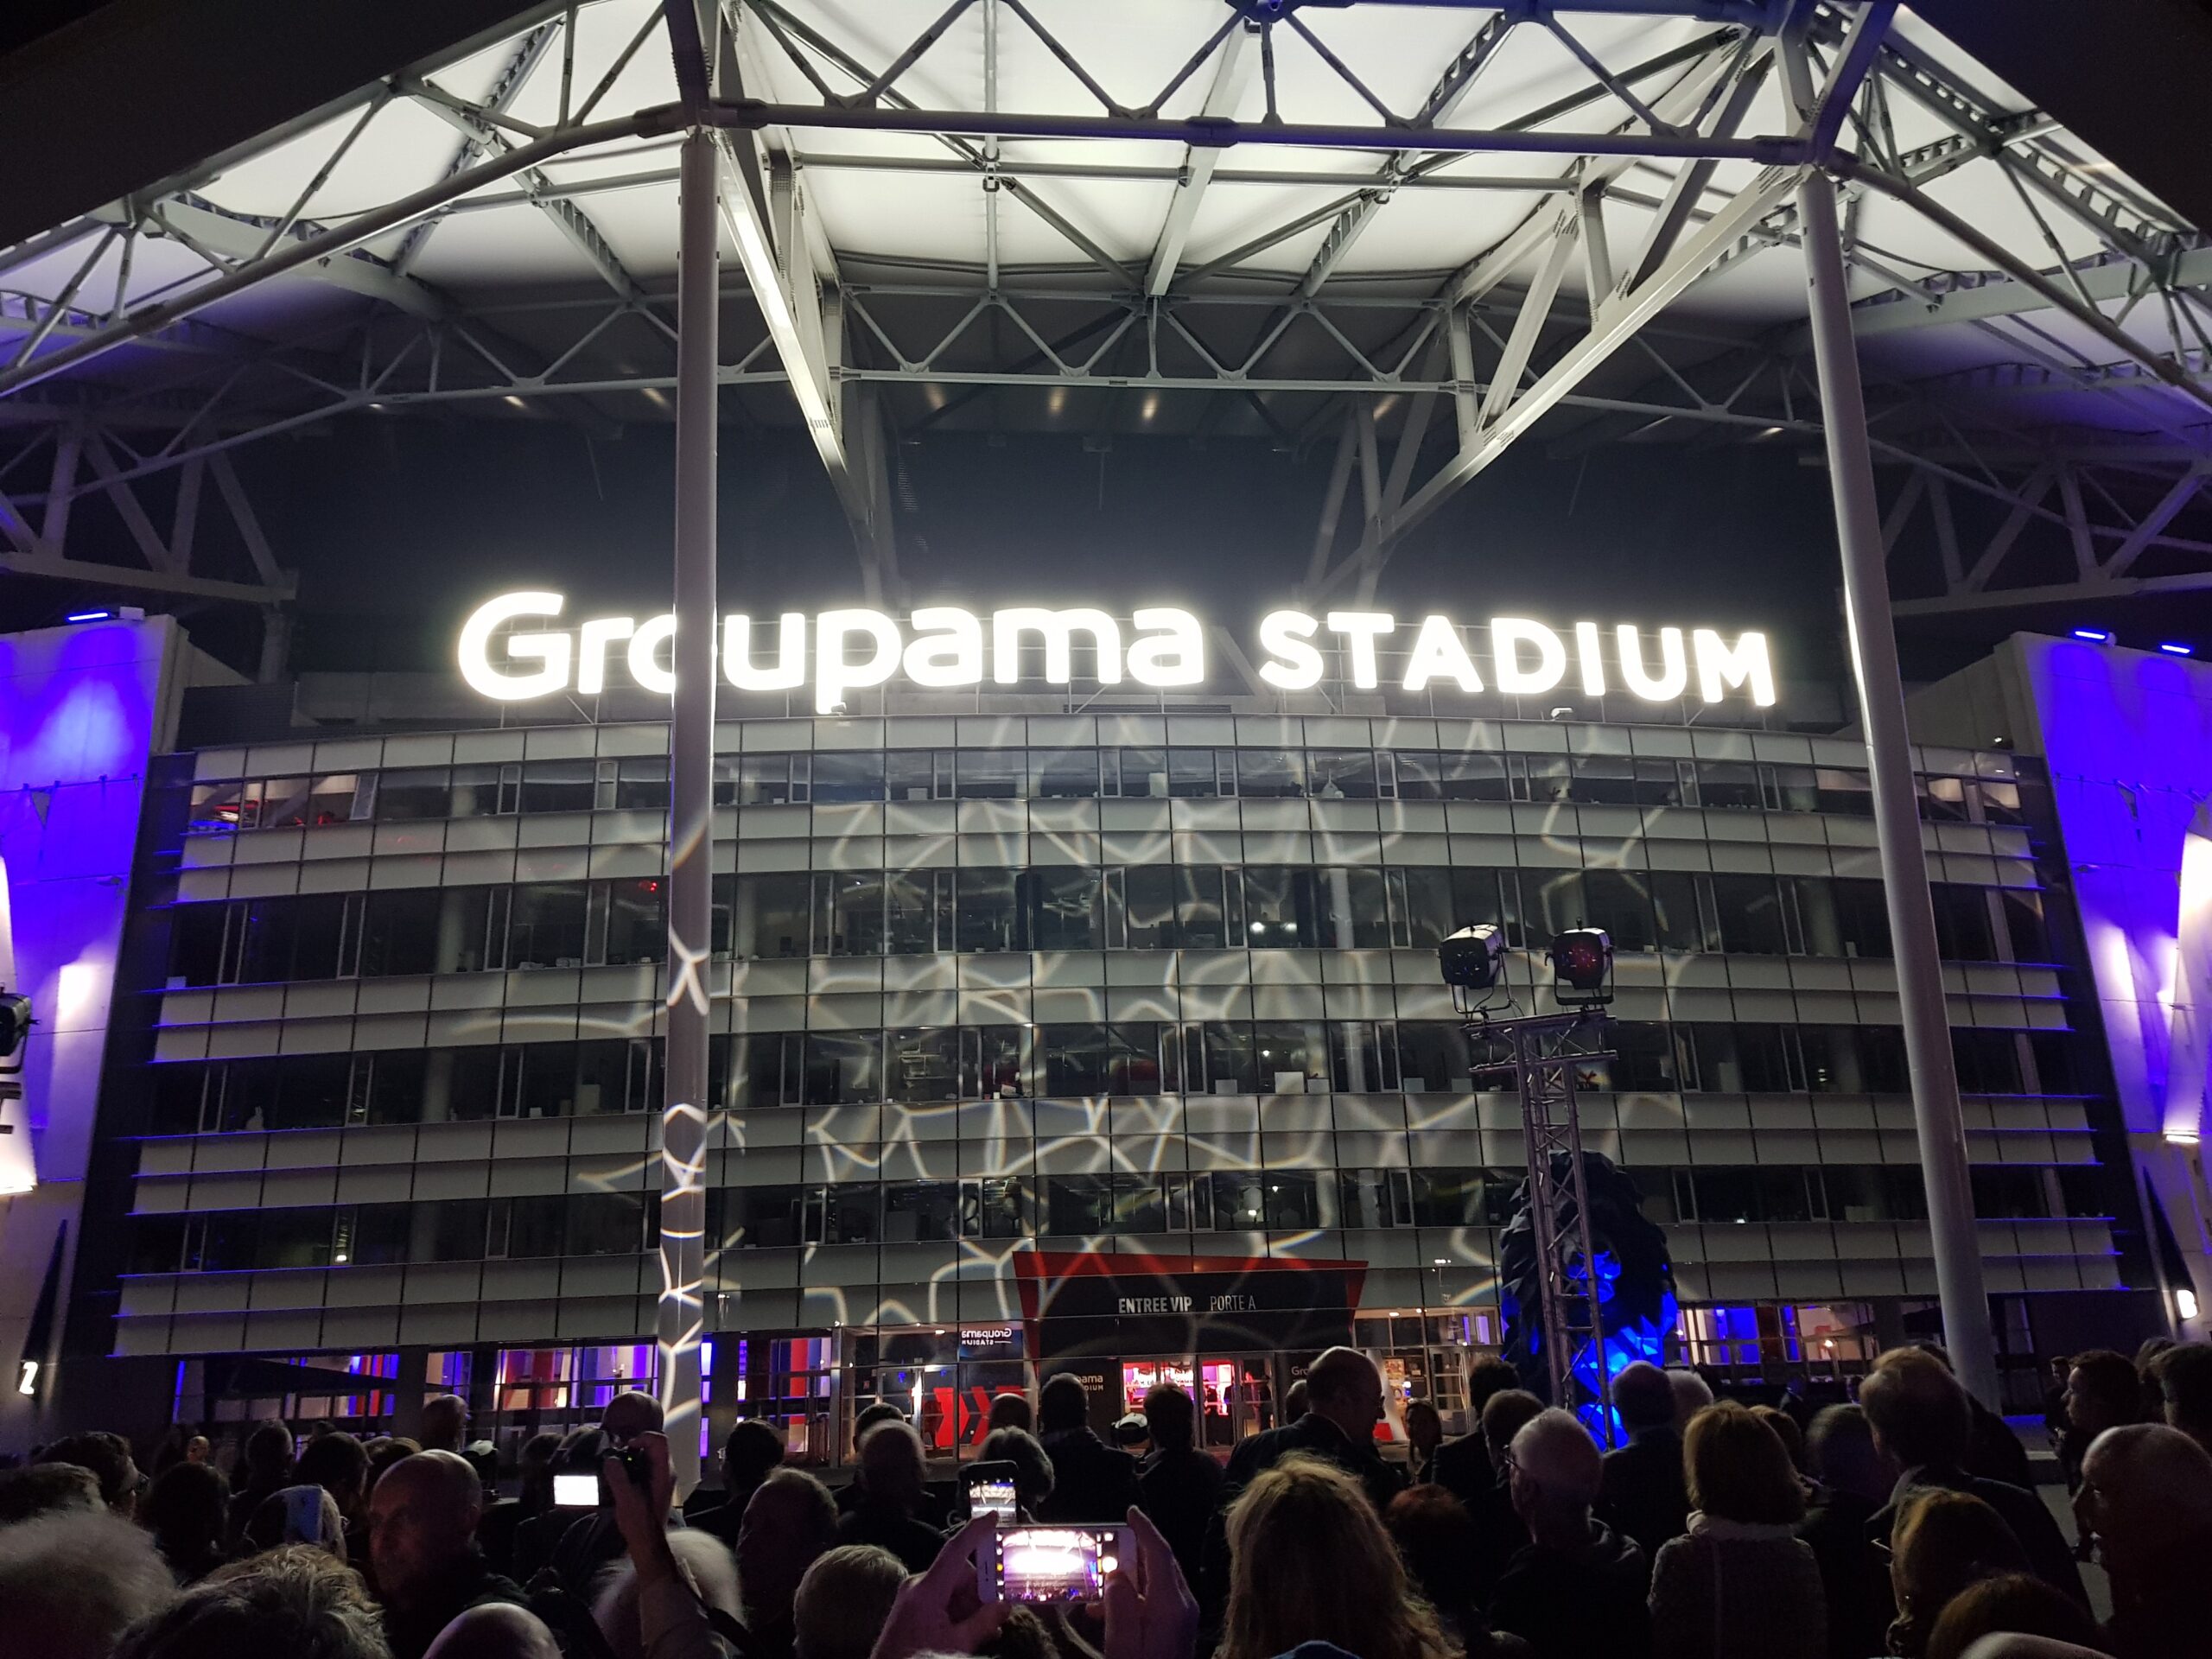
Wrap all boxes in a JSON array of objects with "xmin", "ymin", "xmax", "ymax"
[
  {"xmin": 724, "ymin": 613, "xmax": 807, "ymax": 691},
  {"xmin": 458, "ymin": 591, "xmax": 571, "ymax": 700},
  {"xmin": 1616, "ymin": 626, "xmax": 1688, "ymax": 701},
  {"xmin": 627, "ymin": 613, "xmax": 677, "ymax": 695},
  {"xmin": 904, "ymin": 607, "xmax": 984, "ymax": 687},
  {"xmin": 1573, "ymin": 621, "xmax": 1606, "ymax": 696},
  {"xmin": 1490, "ymin": 618, "xmax": 1567, "ymax": 695},
  {"xmin": 992, "ymin": 607, "xmax": 1122, "ymax": 685},
  {"xmin": 816, "ymin": 608, "xmax": 903, "ymax": 714},
  {"xmin": 1401, "ymin": 615, "xmax": 1484, "ymax": 694},
  {"xmin": 576, "ymin": 616, "xmax": 637, "ymax": 695},
  {"xmin": 1128, "ymin": 608, "xmax": 1205, "ymax": 688},
  {"xmin": 1257, "ymin": 610, "xmax": 1324, "ymax": 691},
  {"xmin": 1693, "ymin": 628, "xmax": 1777, "ymax": 706},
  {"xmin": 1325, "ymin": 612, "xmax": 1395, "ymax": 690}
]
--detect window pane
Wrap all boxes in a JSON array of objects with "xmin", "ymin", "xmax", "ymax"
[
  {"xmin": 1440, "ymin": 753, "xmax": 1510, "ymax": 801},
  {"xmin": 615, "ymin": 758, "xmax": 670, "ymax": 810},
  {"xmin": 883, "ymin": 1182, "xmax": 961, "ymax": 1242},
  {"xmin": 1306, "ymin": 749, "xmax": 1377, "ymax": 800},
  {"xmin": 367, "ymin": 1051, "xmax": 427, "ymax": 1125},
  {"xmin": 721, "ymin": 1186, "xmax": 805, "ymax": 1249},
  {"xmin": 1580, "ymin": 871, "xmax": 1657, "ymax": 953},
  {"xmin": 1197, "ymin": 1023, "xmax": 1255, "ymax": 1094},
  {"xmin": 517, "ymin": 1045, "xmax": 578, "ymax": 1118},
  {"xmin": 1931, "ymin": 885, "xmax": 1996, "ymax": 962},
  {"xmin": 1395, "ymin": 1022, "xmax": 1471, "ymax": 1093},
  {"xmin": 729, "ymin": 874, "xmax": 811, "ymax": 959},
  {"xmin": 274, "ymin": 1054, "xmax": 349, "ymax": 1130},
  {"xmin": 737, "ymin": 755, "xmax": 797, "ymax": 805},
  {"xmin": 1030, "ymin": 750, "xmax": 1099, "ymax": 798},
  {"xmin": 886, "ymin": 872, "xmax": 946, "ymax": 955},
  {"xmin": 1410, "ymin": 1169, "xmax": 1489, "ymax": 1228},
  {"xmin": 519, "ymin": 760, "xmax": 594, "ymax": 813},
  {"xmin": 885, "ymin": 751, "xmax": 944, "ymax": 802},
  {"xmin": 803, "ymin": 1031, "xmax": 881, "ymax": 1105},
  {"xmin": 1046, "ymin": 1175, "xmax": 1112, "ymax": 1236},
  {"xmin": 955, "ymin": 870, "xmax": 1022, "ymax": 952},
  {"xmin": 1696, "ymin": 761, "xmax": 1762, "ymax": 810},
  {"xmin": 573, "ymin": 1041, "xmax": 630, "ymax": 1116},
  {"xmin": 377, "ymin": 769, "xmax": 451, "ymax": 820},
  {"xmin": 1119, "ymin": 748, "xmax": 1169, "ymax": 799},
  {"xmin": 1393, "ymin": 752, "xmax": 1444, "ymax": 800},
  {"xmin": 1176, "ymin": 867, "xmax": 1230, "ymax": 950},
  {"xmin": 1167, "ymin": 749, "xmax": 1221, "ymax": 798},
  {"xmin": 886, "ymin": 1028, "xmax": 960, "ymax": 1103},
  {"xmin": 256, "ymin": 1209, "xmax": 334, "ymax": 1269},
  {"xmin": 1710, "ymin": 874, "xmax": 1786, "ymax": 955},
  {"xmin": 569, "ymin": 1192, "xmax": 645, "ymax": 1255},
  {"xmin": 1251, "ymin": 1022, "xmax": 1328, "ymax": 1092},
  {"xmin": 955, "ymin": 750, "xmax": 1026, "ymax": 799},
  {"xmin": 508, "ymin": 1195, "xmax": 569, "ymax": 1258},
  {"xmin": 1568, "ymin": 754, "xmax": 1638, "ymax": 805},
  {"xmin": 1395, "ymin": 868, "xmax": 1457, "ymax": 949},
  {"xmin": 1124, "ymin": 866, "xmax": 1178, "ymax": 949},
  {"xmin": 1242, "ymin": 866, "xmax": 1313, "ymax": 948},
  {"xmin": 510, "ymin": 884, "xmax": 589, "ymax": 968},
  {"xmin": 1314, "ymin": 868, "xmax": 1390, "ymax": 950},
  {"xmin": 816, "ymin": 873, "xmax": 886, "ymax": 957},
  {"xmin": 1029, "ymin": 868, "xmax": 1104, "ymax": 950},
  {"xmin": 812, "ymin": 752, "xmax": 885, "ymax": 803},
  {"xmin": 449, "ymin": 765, "xmax": 505, "ymax": 817},
  {"xmin": 359, "ymin": 888, "xmax": 441, "ymax": 977},
  {"xmin": 604, "ymin": 879, "xmax": 666, "ymax": 965},
  {"xmin": 1236, "ymin": 749, "xmax": 1305, "ymax": 798}
]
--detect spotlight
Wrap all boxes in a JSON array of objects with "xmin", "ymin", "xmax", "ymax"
[
  {"xmin": 1549, "ymin": 928, "xmax": 1614, "ymax": 1007},
  {"xmin": 1438, "ymin": 924, "xmax": 1508, "ymax": 994},
  {"xmin": 64, "ymin": 611, "xmax": 111, "ymax": 624},
  {"xmin": 2181, "ymin": 1287, "xmax": 2201, "ymax": 1322},
  {"xmin": 2072, "ymin": 628, "xmax": 2113, "ymax": 644},
  {"xmin": 2161, "ymin": 642, "xmax": 2194, "ymax": 657}
]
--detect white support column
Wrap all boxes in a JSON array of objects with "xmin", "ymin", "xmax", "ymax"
[
  {"xmin": 658, "ymin": 127, "xmax": 719, "ymax": 1494},
  {"xmin": 1800, "ymin": 169, "xmax": 1999, "ymax": 1407}
]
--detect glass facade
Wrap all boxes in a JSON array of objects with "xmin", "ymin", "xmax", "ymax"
[{"xmin": 86, "ymin": 707, "xmax": 2129, "ymax": 1448}]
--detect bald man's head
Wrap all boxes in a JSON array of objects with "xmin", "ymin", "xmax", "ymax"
[
  {"xmin": 1508, "ymin": 1408, "xmax": 1602, "ymax": 1543},
  {"xmin": 601, "ymin": 1391, "xmax": 664, "ymax": 1446},
  {"xmin": 2075, "ymin": 1421, "xmax": 2212, "ymax": 1573},
  {"xmin": 1302, "ymin": 1347, "xmax": 1385, "ymax": 1444},
  {"xmin": 370, "ymin": 1452, "xmax": 484, "ymax": 1605}
]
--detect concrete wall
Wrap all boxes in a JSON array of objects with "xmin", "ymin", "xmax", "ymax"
[
  {"xmin": 0, "ymin": 617, "xmax": 184, "ymax": 1452},
  {"xmin": 1912, "ymin": 632, "xmax": 2212, "ymax": 1341}
]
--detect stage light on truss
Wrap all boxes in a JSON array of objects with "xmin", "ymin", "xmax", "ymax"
[
  {"xmin": 1439, "ymin": 924, "xmax": 1508, "ymax": 993},
  {"xmin": 1549, "ymin": 929, "xmax": 1614, "ymax": 1007}
]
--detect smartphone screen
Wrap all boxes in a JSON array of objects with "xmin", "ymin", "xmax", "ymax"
[
  {"xmin": 963, "ymin": 1459, "xmax": 1019, "ymax": 1520},
  {"xmin": 980, "ymin": 1525, "xmax": 1128, "ymax": 1604},
  {"xmin": 552, "ymin": 1471, "xmax": 600, "ymax": 1508}
]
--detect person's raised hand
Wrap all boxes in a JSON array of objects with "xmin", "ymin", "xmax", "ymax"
[
  {"xmin": 1103, "ymin": 1509, "xmax": 1197, "ymax": 1659},
  {"xmin": 868, "ymin": 1514, "xmax": 1013, "ymax": 1659},
  {"xmin": 603, "ymin": 1429, "xmax": 677, "ymax": 1583}
]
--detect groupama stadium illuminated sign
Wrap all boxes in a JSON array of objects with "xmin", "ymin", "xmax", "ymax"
[{"xmin": 457, "ymin": 592, "xmax": 1777, "ymax": 715}]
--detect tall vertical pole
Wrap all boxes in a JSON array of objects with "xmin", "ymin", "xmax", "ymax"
[
  {"xmin": 658, "ymin": 126, "xmax": 720, "ymax": 1493},
  {"xmin": 1799, "ymin": 172, "xmax": 1999, "ymax": 1407}
]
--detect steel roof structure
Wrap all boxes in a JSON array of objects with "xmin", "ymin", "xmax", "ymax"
[{"xmin": 0, "ymin": 0, "xmax": 2209, "ymax": 632}]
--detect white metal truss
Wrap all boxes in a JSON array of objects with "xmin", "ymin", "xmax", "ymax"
[{"xmin": 0, "ymin": 0, "xmax": 2209, "ymax": 617}]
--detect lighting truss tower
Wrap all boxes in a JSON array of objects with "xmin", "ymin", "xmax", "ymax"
[{"xmin": 1469, "ymin": 1009, "xmax": 1618, "ymax": 1440}]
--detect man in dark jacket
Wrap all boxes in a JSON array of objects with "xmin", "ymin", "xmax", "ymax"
[
  {"xmin": 1800, "ymin": 1404, "xmax": 1895, "ymax": 1659},
  {"xmin": 1035, "ymin": 1373, "xmax": 1141, "ymax": 1524},
  {"xmin": 1220, "ymin": 1346, "xmax": 1403, "ymax": 1513},
  {"xmin": 1487, "ymin": 1408, "xmax": 1651, "ymax": 1659},
  {"xmin": 1200, "ymin": 1346, "xmax": 1406, "ymax": 1623},
  {"xmin": 2076, "ymin": 1421, "xmax": 2212, "ymax": 1659},
  {"xmin": 1860, "ymin": 1348, "xmax": 2086, "ymax": 1606},
  {"xmin": 690, "ymin": 1418, "xmax": 786, "ymax": 1547},
  {"xmin": 1429, "ymin": 1354, "xmax": 1521, "ymax": 1509},
  {"xmin": 371, "ymin": 1451, "xmax": 532, "ymax": 1659},
  {"xmin": 1135, "ymin": 1382, "xmax": 1224, "ymax": 1592},
  {"xmin": 1595, "ymin": 1361, "xmax": 1688, "ymax": 1569}
]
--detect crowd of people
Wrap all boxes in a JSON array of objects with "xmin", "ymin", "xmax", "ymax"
[{"xmin": 2, "ymin": 1336, "xmax": 2208, "ymax": 1659}]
